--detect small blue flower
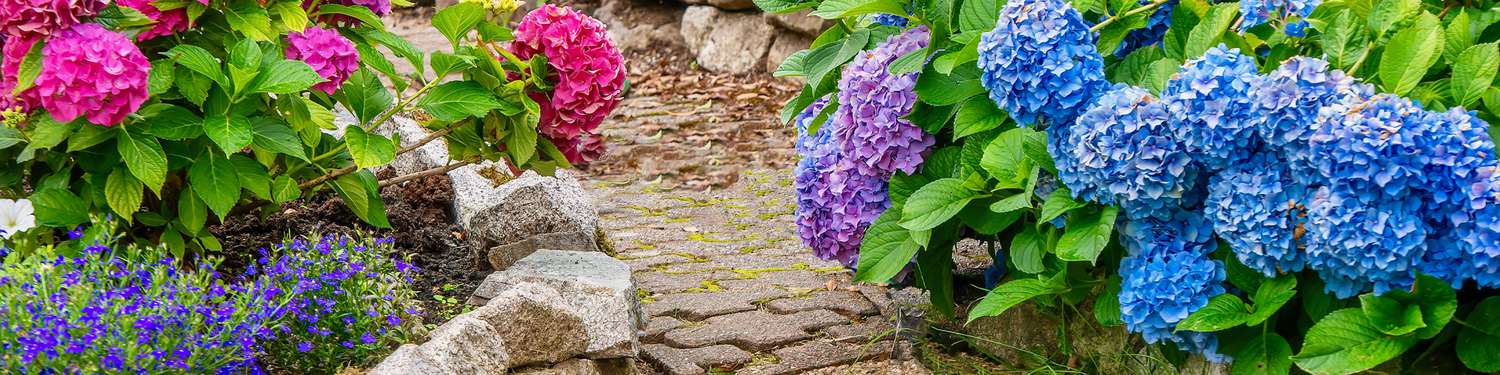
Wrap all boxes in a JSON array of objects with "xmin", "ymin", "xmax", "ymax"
[
  {"xmin": 978, "ymin": 0, "xmax": 1108, "ymax": 127},
  {"xmin": 1304, "ymin": 186, "xmax": 1427, "ymax": 298},
  {"xmin": 872, "ymin": 13, "xmax": 908, "ymax": 27},
  {"xmin": 1284, "ymin": 19, "xmax": 1310, "ymax": 36}
]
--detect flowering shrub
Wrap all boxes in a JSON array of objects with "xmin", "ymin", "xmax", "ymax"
[
  {"xmin": 244, "ymin": 234, "xmax": 420, "ymax": 374},
  {"xmin": 0, "ymin": 1, "xmax": 624, "ymax": 256},
  {"xmin": 762, "ymin": 0, "xmax": 1500, "ymax": 370}
]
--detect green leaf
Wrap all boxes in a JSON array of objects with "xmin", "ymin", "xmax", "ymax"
[
  {"xmin": 271, "ymin": 0, "xmax": 308, "ymax": 32},
  {"xmin": 988, "ymin": 193, "xmax": 1031, "ymax": 213},
  {"xmin": 31, "ymin": 188, "xmax": 89, "ymax": 227},
  {"xmin": 1177, "ymin": 294, "xmax": 1252, "ymax": 332},
  {"xmin": 315, "ymin": 4, "xmax": 385, "ymax": 30},
  {"xmin": 0, "ymin": 128, "xmax": 22, "ymax": 150},
  {"xmin": 1232, "ymin": 333, "xmax": 1294, "ymax": 375},
  {"xmin": 1408, "ymin": 273, "xmax": 1458, "ymax": 339},
  {"xmin": 900, "ymin": 178, "xmax": 983, "ymax": 231},
  {"xmin": 811, "ymin": 0, "xmax": 908, "ymax": 19},
  {"xmin": 958, "ymin": 0, "xmax": 1000, "ymax": 33},
  {"xmin": 148, "ymin": 59, "xmax": 175, "ymax": 96},
  {"xmin": 230, "ymin": 155, "xmax": 271, "ymax": 200},
  {"xmin": 1368, "ymin": 0, "xmax": 1420, "ymax": 38},
  {"xmin": 507, "ymin": 118, "xmax": 539, "ymax": 164},
  {"xmin": 1292, "ymin": 309, "xmax": 1419, "ymax": 375},
  {"xmin": 1359, "ymin": 293, "xmax": 1426, "ymax": 336},
  {"xmin": 1039, "ymin": 187, "xmax": 1084, "ymax": 224},
  {"xmin": 1094, "ymin": 276, "xmax": 1124, "ymax": 326},
  {"xmin": 116, "ymin": 130, "xmax": 168, "ymax": 194},
  {"xmin": 1009, "ymin": 226, "xmax": 1046, "ymax": 274},
  {"xmin": 225, "ymin": 0, "xmax": 275, "ymax": 40},
  {"xmin": 140, "ymin": 105, "xmax": 202, "ymax": 141},
  {"xmin": 430, "ymin": 51, "xmax": 478, "ymax": 78},
  {"xmin": 1141, "ymin": 58, "xmax": 1182, "ymax": 95},
  {"xmin": 433, "ymin": 2, "xmax": 485, "ymax": 45},
  {"xmin": 203, "ymin": 115, "xmax": 254, "ymax": 155},
  {"xmin": 932, "ymin": 41, "xmax": 979, "ymax": 75},
  {"xmin": 980, "ymin": 128, "xmax": 1039, "ymax": 186},
  {"xmin": 1055, "ymin": 205, "xmax": 1117, "ymax": 263},
  {"xmin": 417, "ymin": 81, "xmax": 505, "ymax": 121},
  {"xmin": 854, "ymin": 210, "xmax": 922, "ymax": 283},
  {"xmin": 250, "ymin": 118, "xmax": 309, "ymax": 161},
  {"xmin": 888, "ymin": 48, "xmax": 928, "ymax": 76},
  {"xmin": 178, "ymin": 186, "xmax": 207, "ymax": 235},
  {"xmin": 66, "ymin": 125, "xmax": 113, "ymax": 152},
  {"xmin": 271, "ymin": 175, "xmax": 302, "ymax": 204},
  {"xmin": 916, "ymin": 64, "xmax": 986, "ymax": 106},
  {"xmin": 754, "ymin": 0, "xmax": 818, "ymax": 13},
  {"xmin": 27, "ymin": 117, "xmax": 72, "ymax": 150},
  {"xmin": 345, "ymin": 126, "xmax": 396, "ymax": 169},
  {"xmin": 1379, "ymin": 13, "xmax": 1442, "ymax": 96},
  {"xmin": 248, "ymin": 60, "xmax": 324, "ymax": 94},
  {"xmin": 966, "ymin": 278, "xmax": 1066, "ymax": 323},
  {"xmin": 915, "ymin": 234, "xmax": 956, "ymax": 318},
  {"xmin": 105, "ymin": 167, "xmax": 143, "ymax": 222},
  {"xmin": 1246, "ymin": 274, "xmax": 1297, "ymax": 326},
  {"xmin": 188, "ymin": 153, "xmax": 241, "ymax": 221},
  {"xmin": 773, "ymin": 49, "xmax": 810, "ymax": 77},
  {"xmin": 330, "ymin": 171, "xmax": 389, "ymax": 227},
  {"xmin": 1323, "ymin": 10, "xmax": 1368, "ymax": 70},
  {"xmin": 1457, "ymin": 297, "xmax": 1500, "ymax": 372},
  {"xmin": 11, "ymin": 38, "xmax": 43, "ymax": 95},
  {"xmin": 1444, "ymin": 10, "xmax": 1474, "ymax": 64},
  {"xmin": 954, "ymin": 98, "xmax": 1008, "ymax": 139},
  {"xmin": 1184, "ymin": 3, "xmax": 1238, "ymax": 59},
  {"xmin": 336, "ymin": 69, "xmax": 393, "ymax": 126},
  {"xmin": 1449, "ymin": 42, "xmax": 1498, "ymax": 107}
]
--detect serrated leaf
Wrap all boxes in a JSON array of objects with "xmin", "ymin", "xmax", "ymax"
[
  {"xmin": 203, "ymin": 115, "xmax": 254, "ymax": 154},
  {"xmin": 148, "ymin": 59, "xmax": 175, "ymax": 95},
  {"xmin": 250, "ymin": 118, "xmax": 309, "ymax": 161},
  {"xmin": 178, "ymin": 186, "xmax": 207, "ymax": 235},
  {"xmin": 430, "ymin": 51, "xmax": 478, "ymax": 78},
  {"xmin": 105, "ymin": 167, "xmax": 143, "ymax": 222},
  {"xmin": 116, "ymin": 130, "xmax": 168, "ymax": 194},
  {"xmin": 1449, "ymin": 42, "xmax": 1498, "ymax": 107},
  {"xmin": 916, "ymin": 64, "xmax": 986, "ymax": 105},
  {"xmin": 0, "ymin": 128, "xmax": 21, "ymax": 150},
  {"xmin": 1359, "ymin": 293, "xmax": 1426, "ymax": 336},
  {"xmin": 811, "ymin": 0, "xmax": 908, "ymax": 19},
  {"xmin": 337, "ymin": 69, "xmax": 393, "ymax": 126},
  {"xmin": 1323, "ymin": 10, "xmax": 1368, "ymax": 70},
  {"xmin": 954, "ymin": 97, "xmax": 1008, "ymax": 139},
  {"xmin": 315, "ymin": 4, "xmax": 385, "ymax": 30},
  {"xmin": 1095, "ymin": 276, "xmax": 1124, "ymax": 326},
  {"xmin": 271, "ymin": 0, "xmax": 308, "ymax": 32},
  {"xmin": 433, "ymin": 2, "xmax": 485, "ymax": 45},
  {"xmin": 966, "ymin": 278, "xmax": 1066, "ymax": 323},
  {"xmin": 166, "ymin": 45, "xmax": 225, "ymax": 86},
  {"xmin": 1177, "ymin": 294, "xmax": 1252, "ymax": 332},
  {"xmin": 66, "ymin": 125, "xmax": 114, "ymax": 152},
  {"xmin": 1293, "ymin": 309, "xmax": 1418, "ymax": 375},
  {"xmin": 888, "ymin": 47, "xmax": 928, "ymax": 75},
  {"xmin": 506, "ymin": 118, "xmax": 538, "ymax": 164},
  {"xmin": 345, "ymin": 126, "xmax": 395, "ymax": 169},
  {"xmin": 11, "ymin": 38, "xmax": 43, "ymax": 95},
  {"xmin": 854, "ymin": 210, "xmax": 922, "ymax": 283},
  {"xmin": 248, "ymin": 60, "xmax": 324, "ymax": 94},
  {"xmin": 980, "ymin": 128, "xmax": 1038, "ymax": 186},
  {"xmin": 1184, "ymin": 3, "xmax": 1238, "ymax": 59},
  {"xmin": 189, "ymin": 153, "xmax": 240, "ymax": 220},
  {"xmin": 1055, "ymin": 205, "xmax": 1117, "ymax": 263},
  {"xmin": 417, "ymin": 81, "xmax": 504, "ymax": 121},
  {"xmin": 1379, "ymin": 13, "xmax": 1442, "ymax": 95},
  {"xmin": 230, "ymin": 155, "xmax": 271, "ymax": 200},
  {"xmin": 754, "ymin": 0, "xmax": 819, "ymax": 13},
  {"xmin": 30, "ymin": 189, "xmax": 88, "ymax": 227},
  {"xmin": 900, "ymin": 178, "xmax": 983, "ymax": 231},
  {"xmin": 271, "ymin": 175, "xmax": 302, "ymax": 204},
  {"xmin": 1010, "ymin": 226, "xmax": 1046, "ymax": 274},
  {"xmin": 774, "ymin": 49, "xmax": 810, "ymax": 77},
  {"xmin": 958, "ymin": 0, "xmax": 999, "ymax": 33},
  {"xmin": 1457, "ymin": 297, "xmax": 1500, "ymax": 372},
  {"xmin": 1443, "ymin": 9, "xmax": 1473, "ymax": 63},
  {"xmin": 225, "ymin": 0, "xmax": 275, "ymax": 40},
  {"xmin": 1039, "ymin": 187, "xmax": 1084, "ymax": 224},
  {"xmin": 145, "ymin": 105, "xmax": 205, "ymax": 141},
  {"xmin": 1232, "ymin": 333, "xmax": 1294, "ymax": 375},
  {"xmin": 1368, "ymin": 0, "xmax": 1420, "ymax": 38},
  {"xmin": 1247, "ymin": 274, "xmax": 1297, "ymax": 326}
]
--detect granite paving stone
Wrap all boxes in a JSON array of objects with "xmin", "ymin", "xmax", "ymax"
[
  {"xmin": 643, "ymin": 287, "xmax": 791, "ymax": 320},
  {"xmin": 736, "ymin": 340, "xmax": 896, "ymax": 375},
  {"xmin": 765, "ymin": 290, "xmax": 879, "ymax": 317},
  {"xmin": 641, "ymin": 316, "xmax": 687, "ymax": 344},
  {"xmin": 640, "ymin": 344, "xmax": 752, "ymax": 375},
  {"xmin": 823, "ymin": 319, "xmax": 897, "ymax": 343},
  {"xmin": 663, "ymin": 309, "xmax": 846, "ymax": 351}
]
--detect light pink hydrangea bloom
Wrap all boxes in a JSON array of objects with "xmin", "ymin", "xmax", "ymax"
[
  {"xmin": 116, "ymin": 0, "xmax": 194, "ymax": 41},
  {"xmin": 0, "ymin": 0, "xmax": 105, "ymax": 37},
  {"xmin": 34, "ymin": 24, "xmax": 151, "ymax": 126},
  {"xmin": 285, "ymin": 26, "xmax": 360, "ymax": 94},
  {"xmin": 508, "ymin": 4, "xmax": 625, "ymax": 165}
]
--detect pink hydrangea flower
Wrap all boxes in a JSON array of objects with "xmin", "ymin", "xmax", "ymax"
[
  {"xmin": 33, "ymin": 24, "xmax": 151, "ymax": 126},
  {"xmin": 554, "ymin": 132, "xmax": 606, "ymax": 165},
  {"xmin": 508, "ymin": 4, "xmax": 625, "ymax": 165},
  {"xmin": 0, "ymin": 0, "xmax": 105, "ymax": 37},
  {"xmin": 1, "ymin": 34, "xmax": 39, "ymax": 111},
  {"xmin": 116, "ymin": 0, "xmax": 191, "ymax": 41},
  {"xmin": 285, "ymin": 26, "xmax": 360, "ymax": 95},
  {"xmin": 306, "ymin": 0, "xmax": 392, "ymax": 25}
]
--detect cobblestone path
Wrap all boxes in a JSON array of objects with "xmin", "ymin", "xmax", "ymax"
[{"xmin": 591, "ymin": 169, "xmax": 926, "ymax": 375}]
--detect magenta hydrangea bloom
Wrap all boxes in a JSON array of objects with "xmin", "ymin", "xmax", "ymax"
[
  {"xmin": 832, "ymin": 26, "xmax": 936, "ymax": 177},
  {"xmin": 508, "ymin": 4, "xmax": 626, "ymax": 165},
  {"xmin": 306, "ymin": 0, "xmax": 392, "ymax": 25},
  {"xmin": 1, "ymin": 34, "xmax": 39, "ymax": 111},
  {"xmin": 553, "ymin": 132, "xmax": 607, "ymax": 166},
  {"xmin": 116, "ymin": 0, "xmax": 192, "ymax": 41},
  {"xmin": 285, "ymin": 27, "xmax": 360, "ymax": 95},
  {"xmin": 0, "ymin": 0, "xmax": 105, "ymax": 37},
  {"xmin": 33, "ymin": 24, "xmax": 150, "ymax": 126}
]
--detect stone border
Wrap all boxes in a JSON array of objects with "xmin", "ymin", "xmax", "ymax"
[{"xmin": 365, "ymin": 117, "xmax": 643, "ymax": 374}]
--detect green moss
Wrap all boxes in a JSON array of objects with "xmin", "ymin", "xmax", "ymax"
[
  {"xmin": 632, "ymin": 240, "xmax": 657, "ymax": 251},
  {"xmin": 621, "ymin": 205, "xmax": 670, "ymax": 217},
  {"xmin": 595, "ymin": 227, "xmax": 617, "ymax": 257},
  {"xmin": 687, "ymin": 232, "xmax": 762, "ymax": 244},
  {"xmin": 636, "ymin": 289, "xmax": 657, "ymax": 304},
  {"xmin": 685, "ymin": 280, "xmax": 724, "ymax": 293}
]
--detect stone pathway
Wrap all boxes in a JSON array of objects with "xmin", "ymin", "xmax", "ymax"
[{"xmin": 590, "ymin": 169, "xmax": 923, "ymax": 375}]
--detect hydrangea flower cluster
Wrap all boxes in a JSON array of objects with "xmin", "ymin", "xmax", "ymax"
[
  {"xmin": 1239, "ymin": 0, "xmax": 1320, "ymax": 32},
  {"xmin": 1247, "ymin": 57, "xmax": 1373, "ymax": 184},
  {"xmin": 1055, "ymin": 84, "xmax": 1199, "ymax": 221},
  {"xmin": 1205, "ymin": 152, "xmax": 1306, "ymax": 276},
  {"xmin": 977, "ymin": 0, "xmax": 1108, "ymax": 127},
  {"xmin": 307, "ymin": 0, "xmax": 392, "ymax": 25},
  {"xmin": 1, "ymin": 34, "xmax": 38, "ymax": 112},
  {"xmin": 0, "ymin": 0, "xmax": 105, "ymax": 37},
  {"xmin": 285, "ymin": 26, "xmax": 361, "ymax": 95},
  {"xmin": 1116, "ymin": 214, "xmax": 1228, "ymax": 362},
  {"xmin": 242, "ymin": 235, "xmax": 419, "ymax": 373},
  {"xmin": 794, "ymin": 100, "xmax": 894, "ymax": 268},
  {"xmin": 1464, "ymin": 172, "xmax": 1500, "ymax": 287},
  {"xmin": 1162, "ymin": 45, "xmax": 1261, "ymax": 172},
  {"xmin": 1113, "ymin": 0, "xmax": 1175, "ymax": 57},
  {"xmin": 116, "ymin": 0, "xmax": 196, "ymax": 41},
  {"xmin": 1304, "ymin": 186, "xmax": 1428, "ymax": 297},
  {"xmin": 872, "ymin": 13, "xmax": 909, "ymax": 27},
  {"xmin": 508, "ymin": 4, "xmax": 626, "ymax": 165},
  {"xmin": 833, "ymin": 26, "xmax": 935, "ymax": 177},
  {"xmin": 33, "ymin": 24, "xmax": 151, "ymax": 126}
]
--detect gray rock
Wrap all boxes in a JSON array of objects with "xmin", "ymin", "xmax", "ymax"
[
  {"xmin": 764, "ymin": 10, "xmax": 826, "ymax": 36},
  {"xmin": 596, "ymin": 0, "xmax": 686, "ymax": 52},
  {"xmin": 680, "ymin": 6, "xmax": 775, "ymax": 74},
  {"xmin": 367, "ymin": 345, "xmax": 446, "ymax": 375},
  {"xmin": 379, "ymin": 115, "xmax": 451, "ymax": 177},
  {"xmin": 766, "ymin": 33, "xmax": 814, "ymax": 74},
  {"xmin": 487, "ymin": 230, "xmax": 601, "ymax": 270},
  {"xmin": 421, "ymin": 315, "xmax": 511, "ymax": 374},
  {"xmin": 965, "ymin": 301, "xmax": 1061, "ymax": 368},
  {"xmin": 471, "ymin": 250, "xmax": 644, "ymax": 359},
  {"xmin": 474, "ymin": 293, "xmax": 590, "ymax": 367},
  {"xmin": 683, "ymin": 0, "xmax": 757, "ymax": 10},
  {"xmin": 512, "ymin": 358, "xmax": 639, "ymax": 375},
  {"xmin": 449, "ymin": 161, "xmax": 512, "ymax": 231},
  {"xmin": 464, "ymin": 170, "xmax": 599, "ymax": 253}
]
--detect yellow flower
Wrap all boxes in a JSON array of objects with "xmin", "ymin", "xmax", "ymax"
[{"xmin": 460, "ymin": 0, "xmax": 519, "ymax": 16}]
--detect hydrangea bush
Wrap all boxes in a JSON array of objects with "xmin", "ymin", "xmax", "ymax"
[
  {"xmin": 0, "ymin": 0, "xmax": 624, "ymax": 256},
  {"xmin": 762, "ymin": 0, "xmax": 1500, "ymax": 371}
]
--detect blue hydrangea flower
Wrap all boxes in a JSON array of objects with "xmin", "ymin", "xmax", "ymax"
[
  {"xmin": 1248, "ymin": 57, "xmax": 1373, "ymax": 184},
  {"xmin": 1162, "ymin": 45, "xmax": 1261, "ymax": 172},
  {"xmin": 1306, "ymin": 94, "xmax": 1435, "ymax": 198},
  {"xmin": 1240, "ymin": 0, "xmax": 1320, "ymax": 31},
  {"xmin": 977, "ymin": 0, "xmax": 1108, "ymax": 127},
  {"xmin": 1117, "ymin": 215, "xmax": 1228, "ymax": 361},
  {"xmin": 1206, "ymin": 152, "xmax": 1307, "ymax": 276},
  {"xmin": 1304, "ymin": 186, "xmax": 1427, "ymax": 298},
  {"xmin": 872, "ymin": 13, "xmax": 909, "ymax": 27},
  {"xmin": 1413, "ymin": 108, "xmax": 1499, "ymax": 287},
  {"xmin": 1055, "ymin": 84, "xmax": 1200, "ymax": 221},
  {"xmin": 1119, "ymin": 210, "xmax": 1218, "ymax": 258},
  {"xmin": 833, "ymin": 26, "xmax": 935, "ymax": 177},
  {"xmin": 1285, "ymin": 19, "xmax": 1310, "ymax": 36},
  {"xmin": 794, "ymin": 100, "xmax": 893, "ymax": 268},
  {"xmin": 1464, "ymin": 170, "xmax": 1500, "ymax": 287},
  {"xmin": 1114, "ymin": 0, "xmax": 1176, "ymax": 57}
]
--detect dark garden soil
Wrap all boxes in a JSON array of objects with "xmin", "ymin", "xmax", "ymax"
[{"xmin": 210, "ymin": 172, "xmax": 483, "ymax": 324}]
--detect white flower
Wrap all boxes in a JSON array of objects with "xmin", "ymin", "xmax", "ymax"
[{"xmin": 0, "ymin": 199, "xmax": 37, "ymax": 239}]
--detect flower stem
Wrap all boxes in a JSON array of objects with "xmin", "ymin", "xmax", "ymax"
[{"xmin": 1089, "ymin": 0, "xmax": 1173, "ymax": 33}]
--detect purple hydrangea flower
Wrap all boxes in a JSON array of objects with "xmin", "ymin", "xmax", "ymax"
[
  {"xmin": 1248, "ymin": 57, "xmax": 1373, "ymax": 183},
  {"xmin": 285, "ymin": 26, "xmax": 361, "ymax": 95},
  {"xmin": 832, "ymin": 26, "xmax": 935, "ymax": 177},
  {"xmin": 1206, "ymin": 152, "xmax": 1307, "ymax": 276},
  {"xmin": 34, "ymin": 24, "xmax": 151, "ymax": 126},
  {"xmin": 1240, "ymin": 0, "xmax": 1319, "ymax": 31},
  {"xmin": 978, "ymin": 0, "xmax": 1108, "ymax": 127},
  {"xmin": 794, "ymin": 100, "xmax": 893, "ymax": 268},
  {"xmin": 1162, "ymin": 45, "xmax": 1262, "ymax": 172},
  {"xmin": 1055, "ymin": 84, "xmax": 1200, "ymax": 221}
]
